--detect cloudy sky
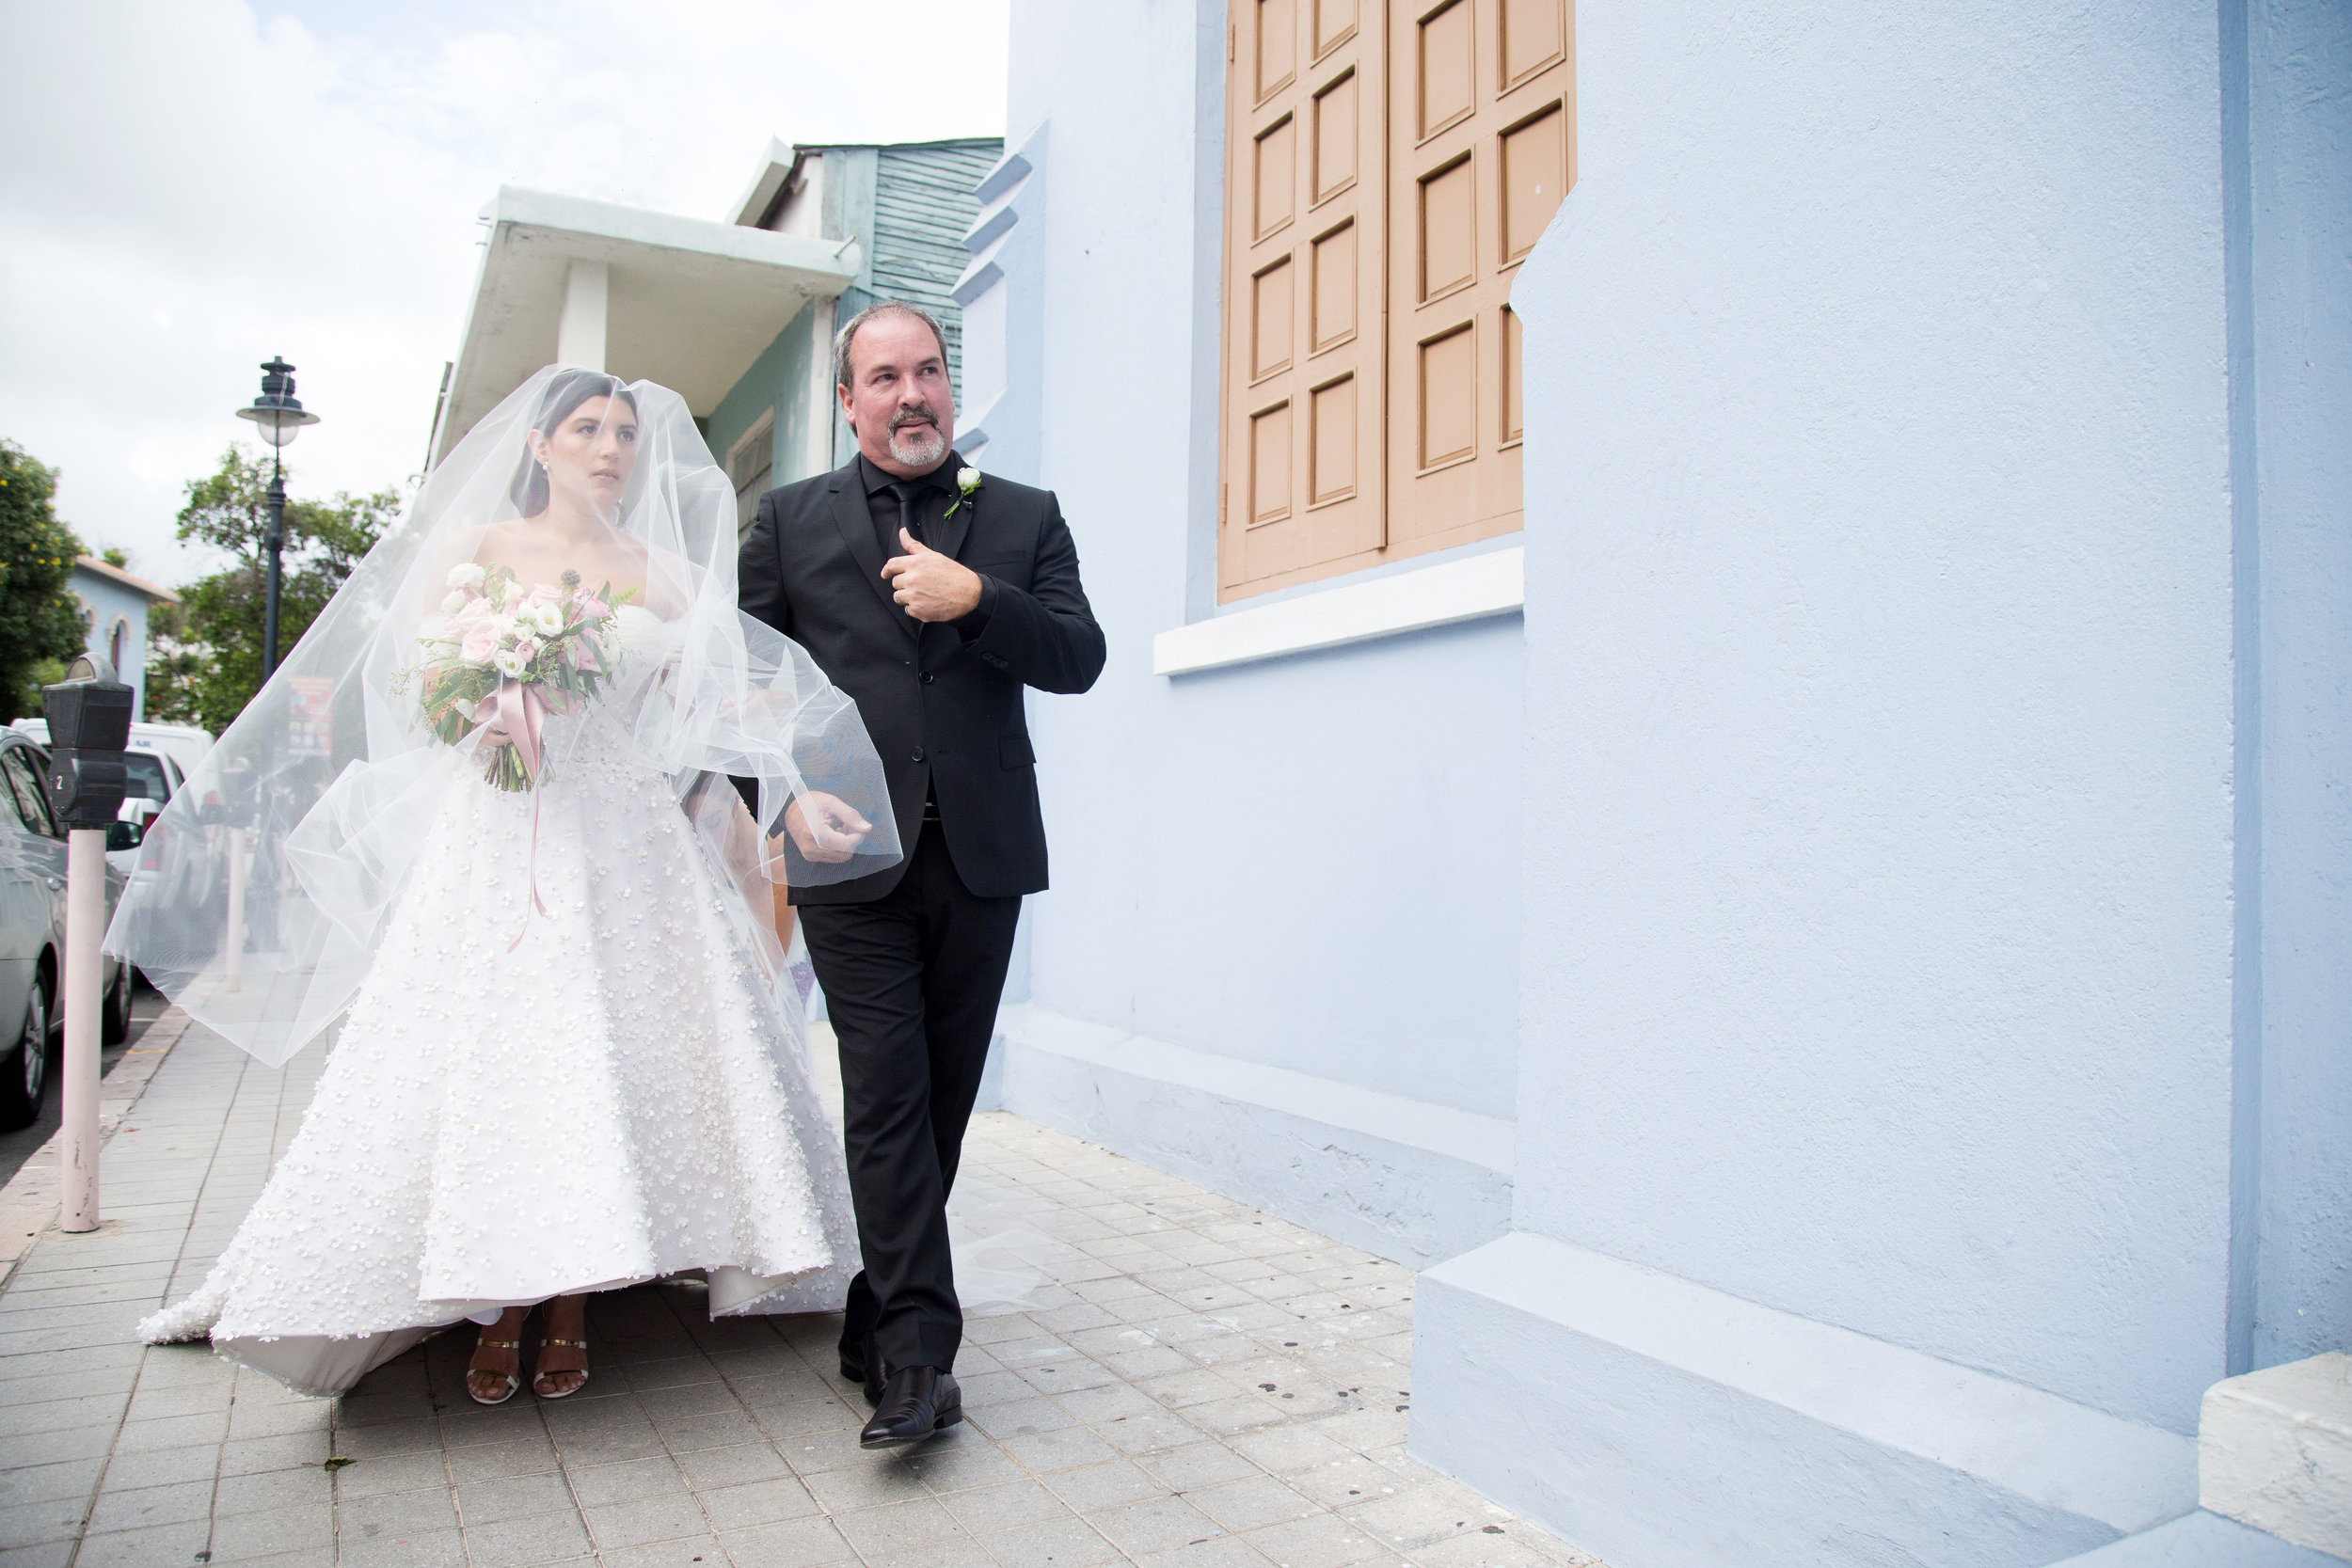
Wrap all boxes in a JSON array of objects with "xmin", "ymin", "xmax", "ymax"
[{"xmin": 1, "ymin": 0, "xmax": 1009, "ymax": 586}]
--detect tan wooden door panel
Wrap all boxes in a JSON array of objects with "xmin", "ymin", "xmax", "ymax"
[
  {"xmin": 1385, "ymin": 0, "xmax": 1568, "ymax": 553},
  {"xmin": 1223, "ymin": 0, "xmax": 1389, "ymax": 594},
  {"xmin": 1219, "ymin": 0, "xmax": 1569, "ymax": 599}
]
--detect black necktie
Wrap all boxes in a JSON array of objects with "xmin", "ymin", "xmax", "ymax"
[{"xmin": 883, "ymin": 481, "xmax": 921, "ymax": 558}]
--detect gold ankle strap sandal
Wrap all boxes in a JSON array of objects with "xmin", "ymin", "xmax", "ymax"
[
  {"xmin": 468, "ymin": 1338, "xmax": 523, "ymax": 1406},
  {"xmin": 534, "ymin": 1337, "xmax": 590, "ymax": 1401}
]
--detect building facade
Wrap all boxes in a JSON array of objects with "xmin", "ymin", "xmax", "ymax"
[
  {"xmin": 70, "ymin": 556, "xmax": 176, "ymax": 721},
  {"xmin": 430, "ymin": 136, "xmax": 1001, "ymax": 521},
  {"xmin": 965, "ymin": 2, "xmax": 2352, "ymax": 1563}
]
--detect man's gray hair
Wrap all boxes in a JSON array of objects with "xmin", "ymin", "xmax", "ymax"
[{"xmin": 833, "ymin": 301, "xmax": 949, "ymax": 390}]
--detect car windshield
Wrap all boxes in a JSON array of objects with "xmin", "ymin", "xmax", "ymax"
[{"xmin": 123, "ymin": 752, "xmax": 170, "ymax": 804}]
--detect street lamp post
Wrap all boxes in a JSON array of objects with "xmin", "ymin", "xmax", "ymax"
[{"xmin": 234, "ymin": 358, "xmax": 321, "ymax": 681}]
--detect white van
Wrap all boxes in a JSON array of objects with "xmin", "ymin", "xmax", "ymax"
[
  {"xmin": 8, "ymin": 721, "xmax": 211, "ymax": 871},
  {"xmin": 11, "ymin": 721, "xmax": 213, "ymax": 794}
]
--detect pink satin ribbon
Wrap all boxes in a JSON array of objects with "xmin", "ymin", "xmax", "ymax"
[{"xmin": 478, "ymin": 679, "xmax": 552, "ymax": 949}]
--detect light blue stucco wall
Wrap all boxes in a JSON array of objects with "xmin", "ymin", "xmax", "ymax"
[
  {"xmin": 72, "ymin": 566, "xmax": 158, "ymax": 721},
  {"xmin": 990, "ymin": 0, "xmax": 2352, "ymax": 1559},
  {"xmin": 2232, "ymin": 0, "xmax": 2352, "ymax": 1375},
  {"xmin": 1000, "ymin": 0, "xmax": 1524, "ymax": 1124},
  {"xmin": 1511, "ymin": 0, "xmax": 2237, "ymax": 1439},
  {"xmin": 706, "ymin": 303, "xmax": 816, "ymax": 496}
]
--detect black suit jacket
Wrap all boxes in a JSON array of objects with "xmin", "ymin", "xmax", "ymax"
[{"xmin": 738, "ymin": 453, "xmax": 1105, "ymax": 903}]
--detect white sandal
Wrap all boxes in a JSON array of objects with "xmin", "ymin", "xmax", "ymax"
[
  {"xmin": 534, "ymin": 1335, "xmax": 590, "ymax": 1401},
  {"xmin": 467, "ymin": 1335, "xmax": 523, "ymax": 1405}
]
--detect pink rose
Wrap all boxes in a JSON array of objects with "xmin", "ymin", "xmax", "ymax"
[
  {"xmin": 528, "ymin": 581, "xmax": 563, "ymax": 604},
  {"xmin": 459, "ymin": 626, "xmax": 498, "ymax": 662},
  {"xmin": 514, "ymin": 637, "xmax": 540, "ymax": 662},
  {"xmin": 578, "ymin": 597, "xmax": 609, "ymax": 621}
]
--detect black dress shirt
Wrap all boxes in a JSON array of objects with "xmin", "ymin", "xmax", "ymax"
[{"xmin": 858, "ymin": 452, "xmax": 993, "ymax": 641}]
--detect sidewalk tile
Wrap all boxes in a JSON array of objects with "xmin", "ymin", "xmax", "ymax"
[
  {"xmin": 692, "ymin": 1475, "xmax": 823, "ymax": 1530},
  {"xmin": 215, "ymin": 1465, "xmax": 330, "ymax": 1516},
  {"xmin": 453, "ymin": 1469, "xmax": 573, "ymax": 1525},
  {"xmin": 1040, "ymin": 1458, "xmax": 1168, "ymax": 1513},
  {"xmin": 71, "ymin": 1519, "xmax": 214, "ymax": 1568},
  {"xmin": 205, "ymin": 1499, "xmax": 335, "ymax": 1557},
  {"xmin": 940, "ymin": 1478, "xmax": 1076, "ymax": 1533},
  {"xmin": 333, "ymin": 1448, "xmax": 452, "ymax": 1499},
  {"xmin": 342, "ymin": 1483, "xmax": 461, "ymax": 1540},
  {"xmin": 563, "ymin": 1454, "xmax": 687, "ymax": 1509},
  {"xmin": 580, "ymin": 1491, "xmax": 708, "ymax": 1548},
  {"xmin": 979, "ymin": 1514, "xmax": 1123, "ymax": 1568},
  {"xmin": 674, "ymin": 1438, "xmax": 790, "ymax": 1490},
  {"xmin": 903, "ymin": 1436, "xmax": 1027, "ymax": 1495},
  {"xmin": 1136, "ymin": 1536, "xmax": 1276, "ymax": 1568},
  {"xmin": 0, "ymin": 1429, "xmax": 113, "ymax": 1470},
  {"xmin": 715, "ymin": 1513, "xmax": 858, "ymax": 1567},
  {"xmin": 0, "ymin": 1505, "xmax": 86, "ymax": 1554},
  {"xmin": 0, "ymin": 1459, "xmax": 102, "ymax": 1514},
  {"xmin": 1244, "ymin": 1513, "xmax": 1394, "ymax": 1568},
  {"xmin": 444, "ymin": 1434, "xmax": 558, "ymax": 1482},
  {"xmin": 340, "ymin": 1526, "xmax": 467, "ymax": 1566}
]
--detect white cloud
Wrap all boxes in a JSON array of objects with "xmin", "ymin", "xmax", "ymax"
[{"xmin": 0, "ymin": 0, "xmax": 1009, "ymax": 585}]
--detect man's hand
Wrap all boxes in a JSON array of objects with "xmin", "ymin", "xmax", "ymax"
[
  {"xmin": 772, "ymin": 791, "xmax": 873, "ymax": 865},
  {"xmin": 881, "ymin": 529, "xmax": 984, "ymax": 623}
]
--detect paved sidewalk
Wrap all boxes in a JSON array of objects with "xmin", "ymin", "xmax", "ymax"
[{"xmin": 0, "ymin": 1018, "xmax": 1601, "ymax": 1568}]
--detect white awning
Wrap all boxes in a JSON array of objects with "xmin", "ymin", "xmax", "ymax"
[{"xmin": 431, "ymin": 185, "xmax": 861, "ymax": 464}]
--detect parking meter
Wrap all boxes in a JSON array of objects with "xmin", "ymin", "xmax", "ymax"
[
  {"xmin": 41, "ymin": 655, "xmax": 133, "ymax": 827},
  {"xmin": 40, "ymin": 653, "xmax": 132, "ymax": 1234}
]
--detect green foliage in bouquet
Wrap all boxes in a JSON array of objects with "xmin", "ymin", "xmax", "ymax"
[{"xmin": 397, "ymin": 564, "xmax": 643, "ymax": 792}]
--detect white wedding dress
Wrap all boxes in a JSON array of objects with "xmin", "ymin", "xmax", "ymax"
[{"xmin": 139, "ymin": 683, "xmax": 858, "ymax": 1397}]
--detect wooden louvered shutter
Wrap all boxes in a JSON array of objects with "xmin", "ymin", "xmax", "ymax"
[{"xmin": 1220, "ymin": 0, "xmax": 1390, "ymax": 597}]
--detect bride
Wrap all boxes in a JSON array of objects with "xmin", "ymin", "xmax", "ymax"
[{"xmin": 113, "ymin": 368, "xmax": 898, "ymax": 1402}]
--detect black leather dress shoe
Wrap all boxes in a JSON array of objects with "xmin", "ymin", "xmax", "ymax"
[
  {"xmin": 839, "ymin": 1342, "xmax": 883, "ymax": 1407},
  {"xmin": 859, "ymin": 1365, "xmax": 961, "ymax": 1449}
]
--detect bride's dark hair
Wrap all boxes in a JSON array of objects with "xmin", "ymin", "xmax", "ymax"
[{"xmin": 510, "ymin": 371, "xmax": 640, "ymax": 515}]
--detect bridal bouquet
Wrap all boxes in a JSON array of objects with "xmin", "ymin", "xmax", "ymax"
[{"xmin": 399, "ymin": 563, "xmax": 637, "ymax": 791}]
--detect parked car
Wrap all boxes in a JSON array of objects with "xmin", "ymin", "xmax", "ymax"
[
  {"xmin": 10, "ymin": 721, "xmax": 199, "ymax": 879},
  {"xmin": 0, "ymin": 731, "xmax": 134, "ymax": 1130}
]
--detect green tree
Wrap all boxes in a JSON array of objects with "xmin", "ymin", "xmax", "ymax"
[
  {"xmin": 163, "ymin": 446, "xmax": 401, "ymax": 736},
  {"xmin": 0, "ymin": 441, "xmax": 91, "ymax": 723}
]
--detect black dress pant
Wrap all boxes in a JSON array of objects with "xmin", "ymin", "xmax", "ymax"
[{"xmin": 799, "ymin": 821, "xmax": 1022, "ymax": 1374}]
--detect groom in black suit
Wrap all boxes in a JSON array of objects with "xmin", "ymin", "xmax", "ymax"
[{"xmin": 737, "ymin": 302, "xmax": 1104, "ymax": 1448}]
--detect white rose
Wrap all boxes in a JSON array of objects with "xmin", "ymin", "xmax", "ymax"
[
  {"xmin": 492, "ymin": 648, "xmax": 530, "ymax": 679},
  {"xmin": 957, "ymin": 467, "xmax": 981, "ymax": 494},
  {"xmin": 441, "ymin": 590, "xmax": 468, "ymax": 614},
  {"xmin": 446, "ymin": 562, "xmax": 486, "ymax": 591}
]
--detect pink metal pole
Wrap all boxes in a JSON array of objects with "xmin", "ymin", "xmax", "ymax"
[{"xmin": 59, "ymin": 827, "xmax": 105, "ymax": 1233}]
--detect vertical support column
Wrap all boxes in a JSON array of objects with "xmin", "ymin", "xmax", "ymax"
[
  {"xmin": 58, "ymin": 828, "xmax": 104, "ymax": 1233},
  {"xmin": 809, "ymin": 294, "xmax": 838, "ymax": 473},
  {"xmin": 557, "ymin": 261, "xmax": 610, "ymax": 372},
  {"xmin": 223, "ymin": 826, "xmax": 246, "ymax": 993}
]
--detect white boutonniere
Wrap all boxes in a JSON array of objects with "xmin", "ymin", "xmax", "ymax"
[{"xmin": 944, "ymin": 465, "xmax": 982, "ymax": 520}]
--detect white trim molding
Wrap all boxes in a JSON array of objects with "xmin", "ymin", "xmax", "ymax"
[
  {"xmin": 1152, "ymin": 546, "xmax": 1525, "ymax": 676},
  {"xmin": 1414, "ymin": 1231, "xmax": 2201, "ymax": 1566}
]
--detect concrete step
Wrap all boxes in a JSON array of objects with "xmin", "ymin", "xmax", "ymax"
[
  {"xmin": 2046, "ymin": 1511, "xmax": 2341, "ymax": 1566},
  {"xmin": 2201, "ymin": 1353, "xmax": 2352, "ymax": 1560}
]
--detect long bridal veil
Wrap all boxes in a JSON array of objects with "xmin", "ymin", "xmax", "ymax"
[{"xmin": 107, "ymin": 367, "xmax": 900, "ymax": 1067}]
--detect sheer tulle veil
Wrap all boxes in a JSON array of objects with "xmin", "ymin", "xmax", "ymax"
[{"xmin": 106, "ymin": 367, "xmax": 899, "ymax": 1066}]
